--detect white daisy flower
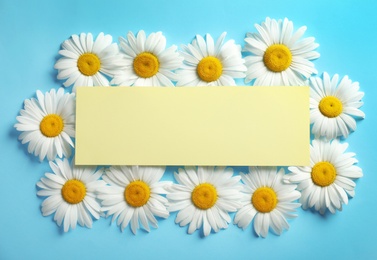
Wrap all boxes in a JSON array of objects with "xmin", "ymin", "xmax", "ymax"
[
  {"xmin": 97, "ymin": 166, "xmax": 170, "ymax": 234},
  {"xmin": 284, "ymin": 139, "xmax": 363, "ymax": 214},
  {"xmin": 310, "ymin": 72, "xmax": 365, "ymax": 139},
  {"xmin": 167, "ymin": 166, "xmax": 242, "ymax": 236},
  {"xmin": 176, "ymin": 32, "xmax": 247, "ymax": 86},
  {"xmin": 36, "ymin": 158, "xmax": 106, "ymax": 232},
  {"xmin": 111, "ymin": 30, "xmax": 183, "ymax": 86},
  {"xmin": 54, "ymin": 32, "xmax": 123, "ymax": 91},
  {"xmin": 234, "ymin": 167, "xmax": 301, "ymax": 238},
  {"xmin": 14, "ymin": 88, "xmax": 75, "ymax": 161},
  {"xmin": 244, "ymin": 17, "xmax": 320, "ymax": 86}
]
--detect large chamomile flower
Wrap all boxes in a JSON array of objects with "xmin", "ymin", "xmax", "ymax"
[
  {"xmin": 244, "ymin": 17, "xmax": 320, "ymax": 86},
  {"xmin": 14, "ymin": 88, "xmax": 75, "ymax": 161},
  {"xmin": 111, "ymin": 30, "xmax": 183, "ymax": 86},
  {"xmin": 97, "ymin": 166, "xmax": 170, "ymax": 234},
  {"xmin": 37, "ymin": 158, "xmax": 106, "ymax": 232},
  {"xmin": 167, "ymin": 166, "xmax": 242, "ymax": 236},
  {"xmin": 55, "ymin": 32, "xmax": 123, "ymax": 91},
  {"xmin": 176, "ymin": 32, "xmax": 246, "ymax": 86},
  {"xmin": 234, "ymin": 167, "xmax": 301, "ymax": 238},
  {"xmin": 310, "ymin": 72, "xmax": 365, "ymax": 139},
  {"xmin": 284, "ymin": 139, "xmax": 363, "ymax": 214}
]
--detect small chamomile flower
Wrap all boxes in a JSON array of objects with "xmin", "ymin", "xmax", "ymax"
[
  {"xmin": 310, "ymin": 72, "xmax": 365, "ymax": 139},
  {"xmin": 244, "ymin": 17, "xmax": 320, "ymax": 86},
  {"xmin": 97, "ymin": 166, "xmax": 171, "ymax": 234},
  {"xmin": 234, "ymin": 167, "xmax": 301, "ymax": 238},
  {"xmin": 14, "ymin": 88, "xmax": 75, "ymax": 161},
  {"xmin": 167, "ymin": 166, "xmax": 242, "ymax": 236},
  {"xmin": 176, "ymin": 32, "xmax": 246, "ymax": 86},
  {"xmin": 284, "ymin": 139, "xmax": 363, "ymax": 214},
  {"xmin": 55, "ymin": 32, "xmax": 123, "ymax": 91},
  {"xmin": 111, "ymin": 30, "xmax": 183, "ymax": 86},
  {"xmin": 37, "ymin": 158, "xmax": 106, "ymax": 232}
]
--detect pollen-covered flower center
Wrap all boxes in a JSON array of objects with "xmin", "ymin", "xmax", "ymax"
[
  {"xmin": 197, "ymin": 56, "xmax": 223, "ymax": 82},
  {"xmin": 263, "ymin": 44, "xmax": 292, "ymax": 72},
  {"xmin": 191, "ymin": 183, "xmax": 217, "ymax": 210},
  {"xmin": 318, "ymin": 96, "xmax": 343, "ymax": 118},
  {"xmin": 77, "ymin": 53, "xmax": 101, "ymax": 76},
  {"xmin": 40, "ymin": 114, "xmax": 64, "ymax": 138},
  {"xmin": 61, "ymin": 179, "xmax": 86, "ymax": 204},
  {"xmin": 124, "ymin": 181, "xmax": 151, "ymax": 207},
  {"xmin": 311, "ymin": 162, "xmax": 337, "ymax": 187},
  {"xmin": 252, "ymin": 187, "xmax": 278, "ymax": 213},
  {"xmin": 133, "ymin": 52, "xmax": 160, "ymax": 78}
]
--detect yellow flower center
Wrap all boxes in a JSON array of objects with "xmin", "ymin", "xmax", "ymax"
[
  {"xmin": 77, "ymin": 53, "xmax": 101, "ymax": 76},
  {"xmin": 311, "ymin": 162, "xmax": 337, "ymax": 187},
  {"xmin": 61, "ymin": 179, "xmax": 86, "ymax": 204},
  {"xmin": 263, "ymin": 44, "xmax": 292, "ymax": 72},
  {"xmin": 318, "ymin": 96, "xmax": 343, "ymax": 118},
  {"xmin": 252, "ymin": 187, "xmax": 278, "ymax": 213},
  {"xmin": 124, "ymin": 181, "xmax": 151, "ymax": 207},
  {"xmin": 196, "ymin": 56, "xmax": 223, "ymax": 82},
  {"xmin": 133, "ymin": 52, "xmax": 159, "ymax": 78},
  {"xmin": 191, "ymin": 183, "xmax": 218, "ymax": 210},
  {"xmin": 39, "ymin": 114, "xmax": 64, "ymax": 138}
]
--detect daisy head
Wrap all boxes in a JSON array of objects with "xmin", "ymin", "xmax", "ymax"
[
  {"xmin": 310, "ymin": 72, "xmax": 365, "ymax": 139},
  {"xmin": 14, "ymin": 88, "xmax": 75, "ymax": 161},
  {"xmin": 97, "ymin": 166, "xmax": 170, "ymax": 234},
  {"xmin": 234, "ymin": 167, "xmax": 301, "ymax": 238},
  {"xmin": 36, "ymin": 158, "xmax": 106, "ymax": 232},
  {"xmin": 244, "ymin": 17, "xmax": 320, "ymax": 86},
  {"xmin": 111, "ymin": 30, "xmax": 183, "ymax": 87},
  {"xmin": 176, "ymin": 32, "xmax": 247, "ymax": 86},
  {"xmin": 284, "ymin": 139, "xmax": 363, "ymax": 214},
  {"xmin": 167, "ymin": 166, "xmax": 242, "ymax": 236},
  {"xmin": 54, "ymin": 32, "xmax": 123, "ymax": 91}
]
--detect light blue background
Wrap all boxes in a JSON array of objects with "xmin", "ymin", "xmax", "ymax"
[{"xmin": 1, "ymin": 0, "xmax": 376, "ymax": 259}]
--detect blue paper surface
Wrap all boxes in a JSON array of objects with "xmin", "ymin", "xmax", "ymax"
[{"xmin": 1, "ymin": 0, "xmax": 376, "ymax": 259}]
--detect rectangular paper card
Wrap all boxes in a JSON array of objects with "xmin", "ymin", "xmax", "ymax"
[{"xmin": 75, "ymin": 86, "xmax": 309, "ymax": 166}]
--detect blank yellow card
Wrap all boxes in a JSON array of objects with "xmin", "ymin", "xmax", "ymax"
[{"xmin": 75, "ymin": 86, "xmax": 309, "ymax": 166}]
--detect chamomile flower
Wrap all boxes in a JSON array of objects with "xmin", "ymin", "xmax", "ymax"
[
  {"xmin": 14, "ymin": 88, "xmax": 75, "ymax": 161},
  {"xmin": 176, "ymin": 32, "xmax": 247, "ymax": 86},
  {"xmin": 310, "ymin": 72, "xmax": 365, "ymax": 139},
  {"xmin": 234, "ymin": 167, "xmax": 301, "ymax": 238},
  {"xmin": 111, "ymin": 30, "xmax": 183, "ymax": 86},
  {"xmin": 36, "ymin": 158, "xmax": 106, "ymax": 232},
  {"xmin": 244, "ymin": 17, "xmax": 320, "ymax": 86},
  {"xmin": 55, "ymin": 32, "xmax": 123, "ymax": 91},
  {"xmin": 167, "ymin": 166, "xmax": 242, "ymax": 236},
  {"xmin": 97, "ymin": 166, "xmax": 170, "ymax": 234},
  {"xmin": 284, "ymin": 139, "xmax": 363, "ymax": 214}
]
